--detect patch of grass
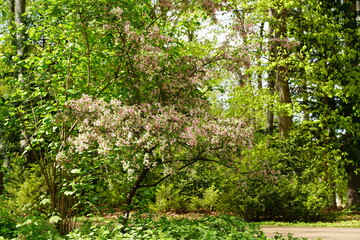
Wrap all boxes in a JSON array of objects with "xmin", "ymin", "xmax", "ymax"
[
  {"xmin": 258, "ymin": 220, "xmax": 360, "ymax": 228},
  {"xmin": 258, "ymin": 209, "xmax": 360, "ymax": 228}
]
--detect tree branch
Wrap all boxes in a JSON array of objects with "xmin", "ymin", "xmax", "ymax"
[
  {"xmin": 139, "ymin": 159, "xmax": 198, "ymax": 188},
  {"xmin": 139, "ymin": 150, "xmax": 231, "ymax": 188}
]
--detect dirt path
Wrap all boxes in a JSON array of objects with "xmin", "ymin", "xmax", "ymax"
[{"xmin": 261, "ymin": 226, "xmax": 360, "ymax": 240}]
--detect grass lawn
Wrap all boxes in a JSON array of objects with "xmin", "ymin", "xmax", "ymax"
[{"xmin": 257, "ymin": 210, "xmax": 360, "ymax": 228}]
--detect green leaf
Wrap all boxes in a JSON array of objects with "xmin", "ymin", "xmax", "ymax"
[
  {"xmin": 64, "ymin": 190, "xmax": 75, "ymax": 196},
  {"xmin": 49, "ymin": 215, "xmax": 62, "ymax": 223},
  {"xmin": 71, "ymin": 168, "xmax": 81, "ymax": 174},
  {"xmin": 40, "ymin": 198, "xmax": 51, "ymax": 205}
]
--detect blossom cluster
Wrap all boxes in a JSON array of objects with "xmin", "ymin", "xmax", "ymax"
[
  {"xmin": 66, "ymin": 95, "xmax": 253, "ymax": 180},
  {"xmin": 102, "ymin": 6, "xmax": 214, "ymax": 110}
]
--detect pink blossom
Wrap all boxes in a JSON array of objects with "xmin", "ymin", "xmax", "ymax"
[
  {"xmin": 66, "ymin": 95, "xmax": 253, "ymax": 180},
  {"xmin": 110, "ymin": 7, "xmax": 123, "ymax": 17}
]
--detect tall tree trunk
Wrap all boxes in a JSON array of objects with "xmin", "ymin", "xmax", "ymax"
[
  {"xmin": 269, "ymin": 7, "xmax": 293, "ymax": 137},
  {"xmin": 264, "ymin": 17, "xmax": 275, "ymax": 135},
  {"xmin": 345, "ymin": 0, "xmax": 360, "ymax": 208},
  {"xmin": 267, "ymin": 11, "xmax": 276, "ymax": 136},
  {"xmin": 323, "ymin": 95, "xmax": 339, "ymax": 209},
  {"xmin": 14, "ymin": 0, "xmax": 26, "ymax": 81},
  {"xmin": 2, "ymin": 0, "xmax": 27, "ymax": 197}
]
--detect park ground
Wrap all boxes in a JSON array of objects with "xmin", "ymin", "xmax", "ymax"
[
  {"xmin": 260, "ymin": 210, "xmax": 360, "ymax": 239},
  {"xmin": 261, "ymin": 226, "xmax": 360, "ymax": 240}
]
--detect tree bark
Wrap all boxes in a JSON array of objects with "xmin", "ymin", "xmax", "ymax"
[
  {"xmin": 268, "ymin": 7, "xmax": 293, "ymax": 137},
  {"xmin": 352, "ymin": 0, "xmax": 359, "ymax": 42},
  {"xmin": 122, "ymin": 168, "xmax": 150, "ymax": 224},
  {"xmin": 14, "ymin": 0, "xmax": 26, "ymax": 81},
  {"xmin": 0, "ymin": 170, "xmax": 4, "ymax": 195},
  {"xmin": 276, "ymin": 65, "xmax": 292, "ymax": 137},
  {"xmin": 266, "ymin": 79, "xmax": 275, "ymax": 135},
  {"xmin": 266, "ymin": 11, "xmax": 276, "ymax": 136},
  {"xmin": 346, "ymin": 172, "xmax": 360, "ymax": 208},
  {"xmin": 345, "ymin": 0, "xmax": 360, "ymax": 208},
  {"xmin": 9, "ymin": 0, "xmax": 15, "ymax": 22}
]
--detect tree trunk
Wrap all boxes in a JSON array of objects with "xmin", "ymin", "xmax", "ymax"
[
  {"xmin": 276, "ymin": 65, "xmax": 292, "ymax": 137},
  {"xmin": 0, "ymin": 170, "xmax": 4, "ymax": 195},
  {"xmin": 344, "ymin": 0, "xmax": 360, "ymax": 209},
  {"xmin": 15, "ymin": 0, "xmax": 26, "ymax": 52},
  {"xmin": 329, "ymin": 182, "xmax": 337, "ymax": 209},
  {"xmin": 273, "ymin": 8, "xmax": 292, "ymax": 137},
  {"xmin": 122, "ymin": 168, "xmax": 150, "ymax": 224},
  {"xmin": 266, "ymin": 11, "xmax": 276, "ymax": 136},
  {"xmin": 9, "ymin": 0, "xmax": 15, "ymax": 22},
  {"xmin": 14, "ymin": 0, "xmax": 26, "ymax": 81},
  {"xmin": 268, "ymin": 7, "xmax": 293, "ymax": 137},
  {"xmin": 266, "ymin": 79, "xmax": 275, "ymax": 135},
  {"xmin": 356, "ymin": 0, "xmax": 360, "ymax": 27},
  {"xmin": 346, "ymin": 172, "xmax": 360, "ymax": 208}
]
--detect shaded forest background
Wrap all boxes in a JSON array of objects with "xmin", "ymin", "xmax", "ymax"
[{"xmin": 0, "ymin": 0, "xmax": 360, "ymax": 237}]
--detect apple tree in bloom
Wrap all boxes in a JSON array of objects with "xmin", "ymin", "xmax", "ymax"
[{"xmin": 64, "ymin": 95, "xmax": 252, "ymax": 218}]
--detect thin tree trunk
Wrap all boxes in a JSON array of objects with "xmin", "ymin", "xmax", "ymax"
[
  {"xmin": 9, "ymin": 0, "xmax": 15, "ymax": 22},
  {"xmin": 15, "ymin": 0, "xmax": 26, "ymax": 51},
  {"xmin": 0, "ymin": 171, "xmax": 4, "ymax": 195},
  {"xmin": 330, "ymin": 183, "xmax": 337, "ymax": 208},
  {"xmin": 14, "ymin": 0, "xmax": 26, "ymax": 81},
  {"xmin": 267, "ymin": 11, "xmax": 276, "ymax": 136},
  {"xmin": 356, "ymin": 0, "xmax": 360, "ymax": 26},
  {"xmin": 266, "ymin": 79, "xmax": 275, "ymax": 135},
  {"xmin": 122, "ymin": 168, "xmax": 150, "ymax": 224},
  {"xmin": 302, "ymin": 79, "xmax": 310, "ymax": 121}
]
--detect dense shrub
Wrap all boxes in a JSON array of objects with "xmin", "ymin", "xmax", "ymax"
[
  {"xmin": 150, "ymin": 183, "xmax": 220, "ymax": 213},
  {"xmin": 150, "ymin": 127, "xmax": 342, "ymax": 222},
  {"xmin": 189, "ymin": 185, "xmax": 220, "ymax": 212},
  {"xmin": 0, "ymin": 202, "xmax": 17, "ymax": 239},
  {"xmin": 149, "ymin": 184, "xmax": 188, "ymax": 212},
  {"xmin": 0, "ymin": 203, "xmax": 59, "ymax": 240},
  {"xmin": 217, "ymin": 129, "xmax": 342, "ymax": 222},
  {"xmin": 218, "ymin": 169, "xmax": 333, "ymax": 222},
  {"xmin": 4, "ymin": 157, "xmax": 48, "ymax": 214}
]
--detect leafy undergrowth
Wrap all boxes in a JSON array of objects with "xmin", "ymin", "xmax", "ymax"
[
  {"xmin": 8, "ymin": 209, "xmax": 360, "ymax": 239},
  {"xmin": 0, "ymin": 209, "xmax": 309, "ymax": 240},
  {"xmin": 70, "ymin": 215, "xmax": 304, "ymax": 240}
]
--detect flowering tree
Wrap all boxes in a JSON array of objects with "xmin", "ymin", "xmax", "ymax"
[
  {"xmin": 1, "ymin": 0, "xmax": 253, "ymax": 233},
  {"xmin": 64, "ymin": 95, "xmax": 252, "ymax": 220}
]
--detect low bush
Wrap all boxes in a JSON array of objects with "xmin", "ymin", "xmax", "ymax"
[
  {"xmin": 149, "ymin": 184, "xmax": 188, "ymax": 212},
  {"xmin": 0, "ymin": 206, "xmax": 59, "ymax": 240},
  {"xmin": 189, "ymin": 185, "xmax": 220, "ymax": 212},
  {"xmin": 219, "ymin": 171, "xmax": 335, "ymax": 222},
  {"xmin": 0, "ymin": 203, "xmax": 17, "ymax": 239}
]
